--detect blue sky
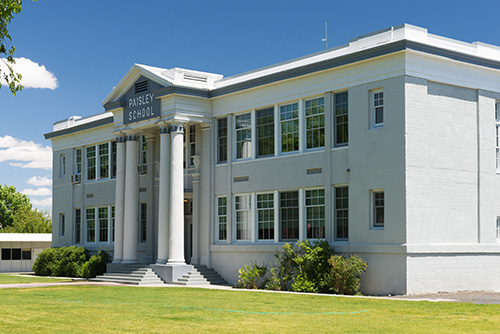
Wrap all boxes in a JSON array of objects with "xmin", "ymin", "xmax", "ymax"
[{"xmin": 1, "ymin": 0, "xmax": 500, "ymax": 212}]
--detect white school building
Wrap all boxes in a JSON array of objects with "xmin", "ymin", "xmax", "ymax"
[{"xmin": 45, "ymin": 24, "xmax": 500, "ymax": 294}]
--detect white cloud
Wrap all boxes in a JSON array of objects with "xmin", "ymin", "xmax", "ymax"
[
  {"xmin": 26, "ymin": 176, "xmax": 52, "ymax": 186},
  {"xmin": 31, "ymin": 197, "xmax": 52, "ymax": 207},
  {"xmin": 0, "ymin": 135, "xmax": 52, "ymax": 170},
  {"xmin": 21, "ymin": 187, "xmax": 52, "ymax": 196},
  {"xmin": 0, "ymin": 57, "xmax": 58, "ymax": 89}
]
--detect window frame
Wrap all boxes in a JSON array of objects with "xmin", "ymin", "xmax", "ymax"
[
  {"xmin": 256, "ymin": 107, "xmax": 275, "ymax": 158},
  {"xmin": 75, "ymin": 208, "xmax": 81, "ymax": 244},
  {"xmin": 279, "ymin": 190, "xmax": 300, "ymax": 241},
  {"xmin": 59, "ymin": 213, "xmax": 65, "ymax": 237},
  {"xmin": 371, "ymin": 89, "xmax": 384, "ymax": 128},
  {"xmin": 334, "ymin": 91, "xmax": 349, "ymax": 147},
  {"xmin": 217, "ymin": 117, "xmax": 228, "ymax": 163},
  {"xmin": 60, "ymin": 154, "xmax": 66, "ymax": 178},
  {"xmin": 235, "ymin": 113, "xmax": 252, "ymax": 160},
  {"xmin": 257, "ymin": 192, "xmax": 274, "ymax": 241},
  {"xmin": 98, "ymin": 143, "xmax": 109, "ymax": 179},
  {"xmin": 334, "ymin": 186, "xmax": 349, "ymax": 241},
  {"xmin": 372, "ymin": 190, "xmax": 385, "ymax": 229},
  {"xmin": 139, "ymin": 202, "xmax": 147, "ymax": 243},
  {"xmin": 305, "ymin": 97, "xmax": 325, "ymax": 150},
  {"xmin": 496, "ymin": 102, "xmax": 500, "ymax": 173},
  {"xmin": 75, "ymin": 148, "xmax": 82, "ymax": 175},
  {"xmin": 234, "ymin": 194, "xmax": 252, "ymax": 241},
  {"xmin": 280, "ymin": 102, "xmax": 300, "ymax": 153},
  {"xmin": 217, "ymin": 196, "xmax": 228, "ymax": 241},
  {"xmin": 305, "ymin": 188, "xmax": 325, "ymax": 239}
]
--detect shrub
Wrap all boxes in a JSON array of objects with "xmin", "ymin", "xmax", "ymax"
[
  {"xmin": 32, "ymin": 246, "xmax": 89, "ymax": 277},
  {"xmin": 325, "ymin": 254, "xmax": 367, "ymax": 295},
  {"xmin": 236, "ymin": 262, "xmax": 267, "ymax": 289},
  {"xmin": 265, "ymin": 243, "xmax": 295, "ymax": 291},
  {"xmin": 79, "ymin": 250, "xmax": 112, "ymax": 278}
]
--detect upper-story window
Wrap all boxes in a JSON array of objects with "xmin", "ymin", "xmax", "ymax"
[
  {"xmin": 189, "ymin": 125, "xmax": 196, "ymax": 167},
  {"xmin": 217, "ymin": 118, "xmax": 228, "ymax": 163},
  {"xmin": 280, "ymin": 102, "xmax": 299, "ymax": 153},
  {"xmin": 59, "ymin": 154, "xmax": 66, "ymax": 178},
  {"xmin": 372, "ymin": 89, "xmax": 384, "ymax": 127},
  {"xmin": 305, "ymin": 97, "xmax": 325, "ymax": 149},
  {"xmin": 98, "ymin": 143, "xmax": 109, "ymax": 179},
  {"xmin": 75, "ymin": 148, "xmax": 82, "ymax": 175},
  {"xmin": 111, "ymin": 141, "xmax": 117, "ymax": 178},
  {"xmin": 496, "ymin": 102, "xmax": 500, "ymax": 173},
  {"xmin": 334, "ymin": 91, "xmax": 348, "ymax": 146},
  {"xmin": 235, "ymin": 113, "xmax": 252, "ymax": 159},
  {"xmin": 139, "ymin": 136, "xmax": 147, "ymax": 175},
  {"xmin": 257, "ymin": 107, "xmax": 274, "ymax": 157},
  {"xmin": 86, "ymin": 146, "xmax": 96, "ymax": 180}
]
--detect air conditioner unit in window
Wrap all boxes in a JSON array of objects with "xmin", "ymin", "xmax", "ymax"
[
  {"xmin": 137, "ymin": 164, "xmax": 147, "ymax": 175},
  {"xmin": 71, "ymin": 174, "xmax": 82, "ymax": 184}
]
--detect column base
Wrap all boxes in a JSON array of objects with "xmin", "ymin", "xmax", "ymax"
[
  {"xmin": 151, "ymin": 263, "xmax": 193, "ymax": 284},
  {"xmin": 112, "ymin": 259, "xmax": 122, "ymax": 264},
  {"xmin": 156, "ymin": 259, "xmax": 167, "ymax": 265}
]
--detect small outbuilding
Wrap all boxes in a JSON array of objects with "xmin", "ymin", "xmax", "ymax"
[{"xmin": 0, "ymin": 233, "xmax": 52, "ymax": 273}]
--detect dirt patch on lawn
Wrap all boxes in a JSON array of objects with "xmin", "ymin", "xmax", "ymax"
[{"xmin": 389, "ymin": 291, "xmax": 500, "ymax": 304}]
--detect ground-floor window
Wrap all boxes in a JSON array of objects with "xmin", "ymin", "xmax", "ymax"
[
  {"xmin": 235, "ymin": 195, "xmax": 251, "ymax": 240},
  {"xmin": 85, "ymin": 206, "xmax": 114, "ymax": 244},
  {"xmin": 75, "ymin": 208, "xmax": 81, "ymax": 244},
  {"xmin": 334, "ymin": 186, "xmax": 349, "ymax": 240},
  {"xmin": 140, "ymin": 203, "xmax": 147, "ymax": 243},
  {"xmin": 257, "ymin": 193, "xmax": 274, "ymax": 240},
  {"xmin": 372, "ymin": 190, "xmax": 385, "ymax": 228},
  {"xmin": 217, "ymin": 197, "xmax": 227, "ymax": 241},
  {"xmin": 305, "ymin": 189, "xmax": 325, "ymax": 239},
  {"xmin": 280, "ymin": 191, "xmax": 299, "ymax": 241},
  {"xmin": 1, "ymin": 248, "xmax": 31, "ymax": 260}
]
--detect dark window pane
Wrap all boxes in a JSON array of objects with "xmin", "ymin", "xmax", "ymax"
[
  {"xmin": 1, "ymin": 248, "xmax": 11, "ymax": 260},
  {"xmin": 11, "ymin": 248, "xmax": 21, "ymax": 260}
]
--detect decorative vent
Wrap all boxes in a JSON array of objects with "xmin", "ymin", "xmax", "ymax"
[
  {"xmin": 86, "ymin": 193, "xmax": 94, "ymax": 199},
  {"xmin": 183, "ymin": 73, "xmax": 208, "ymax": 83},
  {"xmin": 306, "ymin": 167, "xmax": 322, "ymax": 175},
  {"xmin": 234, "ymin": 176, "xmax": 249, "ymax": 183},
  {"xmin": 139, "ymin": 187, "xmax": 147, "ymax": 193},
  {"xmin": 71, "ymin": 174, "xmax": 82, "ymax": 184},
  {"xmin": 135, "ymin": 80, "xmax": 148, "ymax": 94}
]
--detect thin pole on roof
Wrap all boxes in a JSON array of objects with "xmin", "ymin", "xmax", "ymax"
[{"xmin": 322, "ymin": 22, "xmax": 328, "ymax": 49}]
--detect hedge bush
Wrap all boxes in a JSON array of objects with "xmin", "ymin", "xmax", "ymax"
[
  {"xmin": 237, "ymin": 240, "xmax": 368, "ymax": 295},
  {"xmin": 32, "ymin": 247, "xmax": 111, "ymax": 278}
]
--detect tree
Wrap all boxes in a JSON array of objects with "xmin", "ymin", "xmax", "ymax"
[
  {"xmin": 1, "ymin": 0, "xmax": 23, "ymax": 95},
  {"xmin": 2, "ymin": 206, "xmax": 51, "ymax": 233},
  {"xmin": 0, "ymin": 184, "xmax": 31, "ymax": 229}
]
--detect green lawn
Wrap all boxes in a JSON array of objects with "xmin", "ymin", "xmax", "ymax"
[
  {"xmin": 0, "ymin": 286, "xmax": 499, "ymax": 333},
  {"xmin": 0, "ymin": 274, "xmax": 71, "ymax": 284}
]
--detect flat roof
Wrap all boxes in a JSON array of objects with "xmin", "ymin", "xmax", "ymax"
[{"xmin": 0, "ymin": 233, "xmax": 52, "ymax": 242}]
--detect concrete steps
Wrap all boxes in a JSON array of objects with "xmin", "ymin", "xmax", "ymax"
[
  {"xmin": 175, "ymin": 265, "xmax": 228, "ymax": 286},
  {"xmin": 91, "ymin": 265, "xmax": 165, "ymax": 286}
]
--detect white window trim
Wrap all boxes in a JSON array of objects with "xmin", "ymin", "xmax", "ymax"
[
  {"xmin": 304, "ymin": 96, "xmax": 326, "ymax": 151},
  {"xmin": 84, "ymin": 205, "xmax": 114, "ymax": 244},
  {"xmin": 85, "ymin": 142, "xmax": 113, "ymax": 182},
  {"xmin": 371, "ymin": 189, "xmax": 385, "ymax": 229},
  {"xmin": 59, "ymin": 213, "xmax": 65, "ymax": 237},
  {"xmin": 234, "ymin": 193, "xmax": 253, "ymax": 242},
  {"xmin": 234, "ymin": 112, "xmax": 253, "ymax": 161},
  {"xmin": 60, "ymin": 154, "xmax": 66, "ymax": 178},
  {"xmin": 255, "ymin": 191, "xmax": 275, "ymax": 242},
  {"xmin": 371, "ymin": 88, "xmax": 384, "ymax": 128},
  {"xmin": 334, "ymin": 185, "xmax": 349, "ymax": 242},
  {"xmin": 496, "ymin": 217, "xmax": 500, "ymax": 242},
  {"xmin": 304, "ymin": 187, "xmax": 326, "ymax": 240},
  {"xmin": 216, "ymin": 196, "xmax": 228, "ymax": 242}
]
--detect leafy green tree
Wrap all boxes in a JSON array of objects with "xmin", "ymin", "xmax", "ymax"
[
  {"xmin": 0, "ymin": 184, "xmax": 31, "ymax": 229},
  {"xmin": 1, "ymin": 0, "xmax": 23, "ymax": 95},
  {"xmin": 2, "ymin": 206, "xmax": 51, "ymax": 233}
]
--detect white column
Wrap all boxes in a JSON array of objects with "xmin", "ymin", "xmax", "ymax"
[
  {"xmin": 200, "ymin": 123, "xmax": 213, "ymax": 266},
  {"xmin": 167, "ymin": 122, "xmax": 186, "ymax": 265},
  {"xmin": 113, "ymin": 135, "xmax": 126, "ymax": 263},
  {"xmin": 122, "ymin": 133, "xmax": 139, "ymax": 263},
  {"xmin": 156, "ymin": 126, "xmax": 170, "ymax": 264},
  {"xmin": 191, "ymin": 155, "xmax": 200, "ymax": 265}
]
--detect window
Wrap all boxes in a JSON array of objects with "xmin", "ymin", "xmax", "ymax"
[
  {"xmin": 373, "ymin": 191, "xmax": 385, "ymax": 228},
  {"xmin": 235, "ymin": 113, "xmax": 252, "ymax": 159},
  {"xmin": 497, "ymin": 217, "xmax": 500, "ymax": 242},
  {"xmin": 75, "ymin": 148, "xmax": 82, "ymax": 175},
  {"xmin": 98, "ymin": 143, "xmax": 109, "ymax": 179},
  {"xmin": 189, "ymin": 125, "xmax": 196, "ymax": 166},
  {"xmin": 334, "ymin": 92, "xmax": 348, "ymax": 146},
  {"xmin": 257, "ymin": 107, "xmax": 274, "ymax": 157},
  {"xmin": 60, "ymin": 154, "xmax": 66, "ymax": 178},
  {"xmin": 280, "ymin": 191, "xmax": 299, "ymax": 240},
  {"xmin": 75, "ymin": 208, "xmax": 81, "ymax": 244},
  {"xmin": 257, "ymin": 193, "xmax": 274, "ymax": 240},
  {"xmin": 59, "ymin": 213, "xmax": 65, "ymax": 237},
  {"xmin": 335, "ymin": 187, "xmax": 349, "ymax": 240},
  {"xmin": 11, "ymin": 248, "xmax": 21, "ymax": 260},
  {"xmin": 217, "ymin": 197, "xmax": 227, "ymax": 241},
  {"xmin": 235, "ymin": 195, "xmax": 251, "ymax": 240},
  {"xmin": 98, "ymin": 207, "xmax": 109, "ymax": 242},
  {"xmin": 217, "ymin": 118, "xmax": 228, "ymax": 163},
  {"xmin": 86, "ymin": 146, "xmax": 96, "ymax": 180},
  {"xmin": 86, "ymin": 208, "xmax": 96, "ymax": 242},
  {"xmin": 372, "ymin": 89, "xmax": 384, "ymax": 127},
  {"xmin": 139, "ymin": 136, "xmax": 147, "ymax": 174},
  {"xmin": 111, "ymin": 206, "xmax": 115, "ymax": 242},
  {"xmin": 111, "ymin": 141, "xmax": 117, "ymax": 178},
  {"xmin": 280, "ymin": 103, "xmax": 299, "ymax": 153},
  {"xmin": 22, "ymin": 249, "xmax": 31, "ymax": 260},
  {"xmin": 305, "ymin": 97, "xmax": 325, "ymax": 149},
  {"xmin": 1, "ymin": 248, "xmax": 10, "ymax": 260},
  {"xmin": 496, "ymin": 103, "xmax": 500, "ymax": 173},
  {"xmin": 140, "ymin": 203, "xmax": 147, "ymax": 243},
  {"xmin": 306, "ymin": 189, "xmax": 325, "ymax": 239}
]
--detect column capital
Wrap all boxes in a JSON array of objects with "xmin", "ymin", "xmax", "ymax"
[
  {"xmin": 124, "ymin": 131, "xmax": 139, "ymax": 142},
  {"xmin": 170, "ymin": 122, "xmax": 185, "ymax": 133},
  {"xmin": 115, "ymin": 135, "xmax": 126, "ymax": 143},
  {"xmin": 159, "ymin": 125, "xmax": 170, "ymax": 135}
]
